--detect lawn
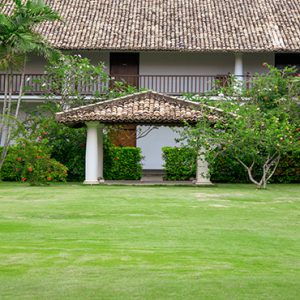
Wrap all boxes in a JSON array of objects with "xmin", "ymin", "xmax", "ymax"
[{"xmin": 0, "ymin": 183, "xmax": 299, "ymax": 300}]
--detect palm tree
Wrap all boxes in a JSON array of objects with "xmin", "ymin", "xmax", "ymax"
[{"xmin": 0, "ymin": 0, "xmax": 61, "ymax": 170}]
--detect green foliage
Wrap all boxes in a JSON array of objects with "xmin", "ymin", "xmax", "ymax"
[
  {"xmin": 246, "ymin": 64, "xmax": 300, "ymax": 109},
  {"xmin": 43, "ymin": 54, "xmax": 108, "ymax": 108},
  {"xmin": 104, "ymin": 140, "xmax": 143, "ymax": 180},
  {"xmin": 15, "ymin": 144, "xmax": 67, "ymax": 185},
  {"xmin": 0, "ymin": 143, "xmax": 67, "ymax": 185},
  {"xmin": 162, "ymin": 147, "xmax": 196, "ymax": 180},
  {"xmin": 272, "ymin": 150, "xmax": 300, "ymax": 183},
  {"xmin": 0, "ymin": 146, "xmax": 22, "ymax": 181},
  {"xmin": 179, "ymin": 65, "xmax": 300, "ymax": 188},
  {"xmin": 41, "ymin": 112, "xmax": 86, "ymax": 181},
  {"xmin": 49, "ymin": 127, "xmax": 86, "ymax": 182},
  {"xmin": 0, "ymin": 0, "xmax": 60, "ymax": 70},
  {"xmin": 162, "ymin": 147, "xmax": 300, "ymax": 183}
]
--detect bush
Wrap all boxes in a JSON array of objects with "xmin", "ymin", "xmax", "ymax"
[
  {"xmin": 46, "ymin": 126, "xmax": 86, "ymax": 182},
  {"xmin": 162, "ymin": 147, "xmax": 196, "ymax": 180},
  {"xmin": 271, "ymin": 150, "xmax": 300, "ymax": 183},
  {"xmin": 104, "ymin": 141, "xmax": 143, "ymax": 180},
  {"xmin": 1, "ymin": 143, "xmax": 68, "ymax": 185},
  {"xmin": 0, "ymin": 147, "xmax": 22, "ymax": 181},
  {"xmin": 162, "ymin": 147, "xmax": 300, "ymax": 183}
]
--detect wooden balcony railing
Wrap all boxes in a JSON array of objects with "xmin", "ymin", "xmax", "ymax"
[{"xmin": 0, "ymin": 73, "xmax": 253, "ymax": 97}]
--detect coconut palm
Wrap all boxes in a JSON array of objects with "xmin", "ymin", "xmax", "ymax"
[{"xmin": 0, "ymin": 0, "xmax": 61, "ymax": 169}]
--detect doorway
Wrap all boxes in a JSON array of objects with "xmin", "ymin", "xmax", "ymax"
[{"xmin": 109, "ymin": 53, "xmax": 140, "ymax": 147}]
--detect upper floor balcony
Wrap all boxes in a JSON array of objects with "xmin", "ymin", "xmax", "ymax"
[{"xmin": 0, "ymin": 73, "xmax": 254, "ymax": 98}]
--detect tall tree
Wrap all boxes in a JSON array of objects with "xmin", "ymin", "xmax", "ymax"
[{"xmin": 0, "ymin": 0, "xmax": 60, "ymax": 170}]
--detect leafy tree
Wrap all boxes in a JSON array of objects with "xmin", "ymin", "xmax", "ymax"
[
  {"xmin": 180, "ymin": 66, "xmax": 300, "ymax": 189},
  {"xmin": 0, "ymin": 0, "xmax": 60, "ymax": 170}
]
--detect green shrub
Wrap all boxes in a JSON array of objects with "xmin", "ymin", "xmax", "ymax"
[
  {"xmin": 162, "ymin": 147, "xmax": 196, "ymax": 180},
  {"xmin": 1, "ymin": 144, "xmax": 68, "ymax": 185},
  {"xmin": 104, "ymin": 141, "xmax": 143, "ymax": 180},
  {"xmin": 162, "ymin": 147, "xmax": 300, "ymax": 183},
  {"xmin": 209, "ymin": 152, "xmax": 254, "ymax": 183},
  {"xmin": 46, "ymin": 126, "xmax": 86, "ymax": 182},
  {"xmin": 0, "ymin": 147, "xmax": 22, "ymax": 181},
  {"xmin": 271, "ymin": 150, "xmax": 300, "ymax": 183}
]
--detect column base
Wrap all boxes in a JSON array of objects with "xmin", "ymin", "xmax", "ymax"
[
  {"xmin": 83, "ymin": 180, "xmax": 100, "ymax": 185},
  {"xmin": 194, "ymin": 180, "xmax": 213, "ymax": 185}
]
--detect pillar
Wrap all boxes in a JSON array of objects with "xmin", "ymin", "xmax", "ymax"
[
  {"xmin": 97, "ymin": 125, "xmax": 104, "ymax": 182},
  {"xmin": 234, "ymin": 53, "xmax": 244, "ymax": 76},
  {"xmin": 234, "ymin": 53, "xmax": 244, "ymax": 92},
  {"xmin": 84, "ymin": 121, "xmax": 100, "ymax": 184},
  {"xmin": 195, "ymin": 148, "xmax": 212, "ymax": 185}
]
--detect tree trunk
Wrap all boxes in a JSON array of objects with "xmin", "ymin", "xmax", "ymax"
[
  {"xmin": 0, "ymin": 68, "xmax": 15, "ymax": 171},
  {"xmin": 237, "ymin": 154, "xmax": 281, "ymax": 189},
  {"xmin": 15, "ymin": 58, "xmax": 26, "ymax": 118},
  {"xmin": 0, "ymin": 72, "xmax": 9, "ymax": 146}
]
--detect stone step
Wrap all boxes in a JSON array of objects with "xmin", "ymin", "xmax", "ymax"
[{"xmin": 141, "ymin": 169, "xmax": 165, "ymax": 182}]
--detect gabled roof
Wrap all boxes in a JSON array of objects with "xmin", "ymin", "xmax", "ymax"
[
  {"xmin": 2, "ymin": 0, "xmax": 300, "ymax": 52},
  {"xmin": 55, "ymin": 91, "xmax": 223, "ymax": 126}
]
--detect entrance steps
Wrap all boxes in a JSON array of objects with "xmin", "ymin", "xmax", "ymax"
[{"xmin": 141, "ymin": 169, "xmax": 165, "ymax": 182}]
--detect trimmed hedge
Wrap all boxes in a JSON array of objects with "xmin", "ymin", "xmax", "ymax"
[
  {"xmin": 162, "ymin": 147, "xmax": 196, "ymax": 180},
  {"xmin": 104, "ymin": 144, "xmax": 143, "ymax": 180},
  {"xmin": 162, "ymin": 147, "xmax": 300, "ymax": 183}
]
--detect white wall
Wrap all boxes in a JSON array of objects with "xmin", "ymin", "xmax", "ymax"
[
  {"xmin": 137, "ymin": 126, "xmax": 182, "ymax": 170},
  {"xmin": 140, "ymin": 52, "xmax": 274, "ymax": 75}
]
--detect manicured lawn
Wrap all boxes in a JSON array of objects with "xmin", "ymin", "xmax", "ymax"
[{"xmin": 0, "ymin": 183, "xmax": 299, "ymax": 300}]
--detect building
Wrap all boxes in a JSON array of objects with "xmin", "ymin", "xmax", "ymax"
[{"xmin": 1, "ymin": 0, "xmax": 300, "ymax": 171}]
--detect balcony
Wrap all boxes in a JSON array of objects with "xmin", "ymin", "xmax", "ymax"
[{"xmin": 0, "ymin": 73, "xmax": 253, "ymax": 97}]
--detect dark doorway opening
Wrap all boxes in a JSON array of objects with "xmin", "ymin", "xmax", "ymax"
[
  {"xmin": 275, "ymin": 53, "xmax": 300, "ymax": 74},
  {"xmin": 110, "ymin": 52, "xmax": 139, "ymax": 87},
  {"xmin": 109, "ymin": 53, "xmax": 140, "ymax": 147}
]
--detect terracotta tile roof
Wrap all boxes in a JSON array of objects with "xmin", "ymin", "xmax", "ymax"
[
  {"xmin": 55, "ymin": 91, "xmax": 223, "ymax": 126},
  {"xmin": 2, "ymin": 0, "xmax": 300, "ymax": 52}
]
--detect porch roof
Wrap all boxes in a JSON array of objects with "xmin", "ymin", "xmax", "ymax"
[
  {"xmin": 2, "ymin": 0, "xmax": 300, "ymax": 52},
  {"xmin": 55, "ymin": 91, "xmax": 223, "ymax": 127}
]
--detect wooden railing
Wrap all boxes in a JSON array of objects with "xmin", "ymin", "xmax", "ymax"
[{"xmin": 0, "ymin": 73, "xmax": 253, "ymax": 96}]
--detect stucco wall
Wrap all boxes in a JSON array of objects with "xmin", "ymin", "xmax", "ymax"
[
  {"xmin": 140, "ymin": 52, "xmax": 274, "ymax": 75},
  {"xmin": 136, "ymin": 126, "xmax": 182, "ymax": 170}
]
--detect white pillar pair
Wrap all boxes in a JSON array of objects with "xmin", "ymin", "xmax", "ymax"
[{"xmin": 84, "ymin": 121, "xmax": 104, "ymax": 184}]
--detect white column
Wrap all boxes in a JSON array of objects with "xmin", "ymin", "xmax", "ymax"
[
  {"xmin": 97, "ymin": 125, "xmax": 104, "ymax": 182},
  {"xmin": 84, "ymin": 121, "xmax": 100, "ymax": 184},
  {"xmin": 195, "ymin": 148, "xmax": 212, "ymax": 185},
  {"xmin": 234, "ymin": 53, "xmax": 244, "ymax": 92},
  {"xmin": 234, "ymin": 53, "xmax": 244, "ymax": 76}
]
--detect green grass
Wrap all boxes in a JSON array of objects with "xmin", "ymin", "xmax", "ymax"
[{"xmin": 0, "ymin": 183, "xmax": 300, "ymax": 300}]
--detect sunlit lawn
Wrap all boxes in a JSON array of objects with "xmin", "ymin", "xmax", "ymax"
[{"xmin": 0, "ymin": 183, "xmax": 299, "ymax": 299}]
